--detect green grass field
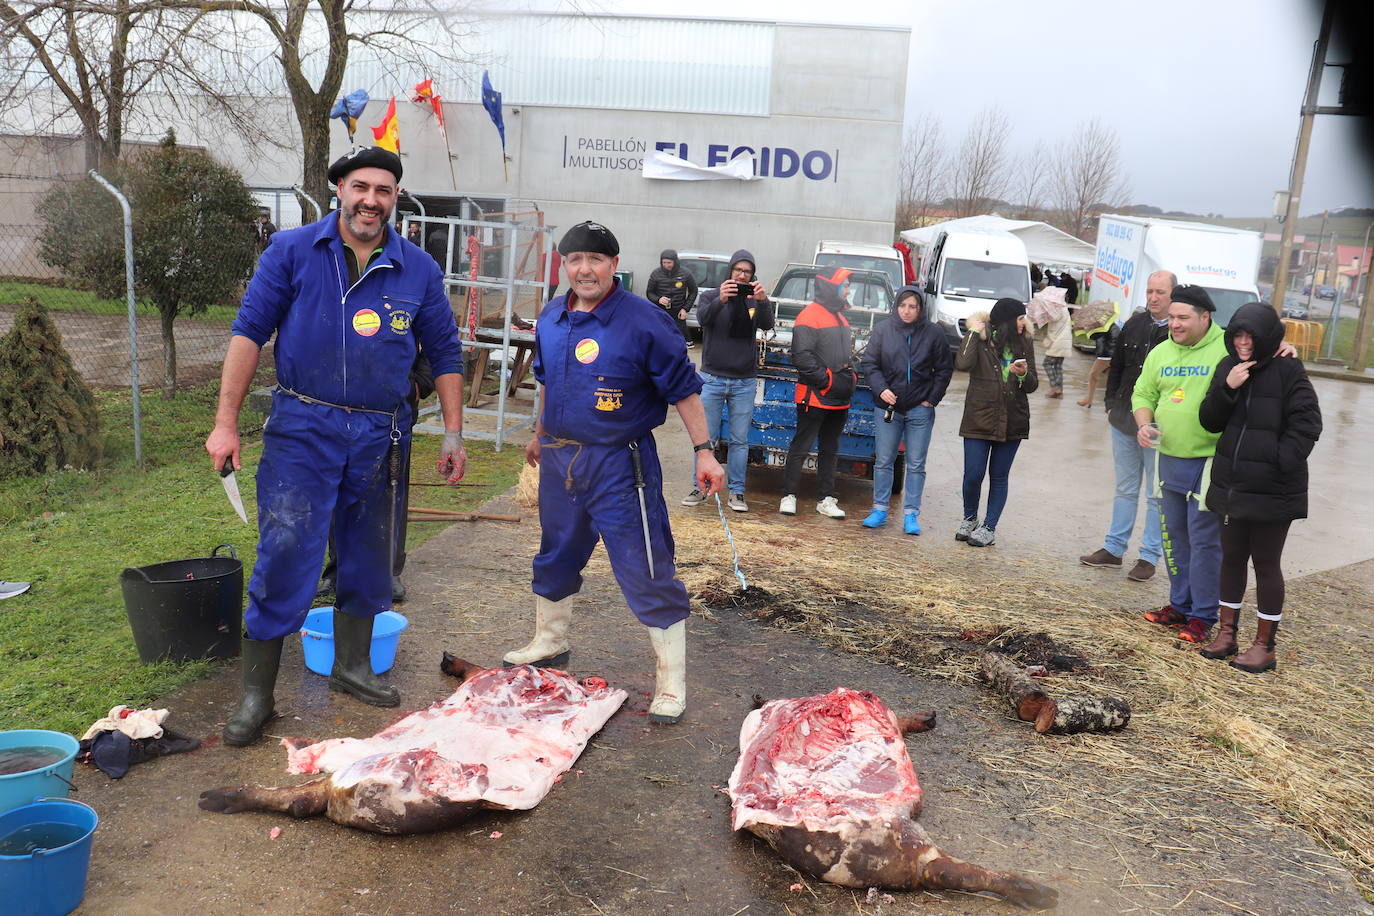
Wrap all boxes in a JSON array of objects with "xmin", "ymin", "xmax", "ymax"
[
  {"xmin": 0, "ymin": 278, "xmax": 240, "ymax": 322},
  {"xmin": 0, "ymin": 381, "xmax": 525, "ymax": 734}
]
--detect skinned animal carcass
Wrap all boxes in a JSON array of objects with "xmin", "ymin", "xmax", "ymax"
[
  {"xmin": 200, "ymin": 663, "xmax": 625, "ymax": 834},
  {"xmin": 729, "ymin": 688, "xmax": 1057, "ymax": 909}
]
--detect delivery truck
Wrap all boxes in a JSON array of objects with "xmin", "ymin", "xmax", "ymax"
[{"xmin": 1091, "ymin": 215, "xmax": 1263, "ymax": 328}]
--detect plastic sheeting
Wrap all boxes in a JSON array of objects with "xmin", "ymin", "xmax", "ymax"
[{"xmin": 642, "ymin": 150, "xmax": 760, "ymax": 182}]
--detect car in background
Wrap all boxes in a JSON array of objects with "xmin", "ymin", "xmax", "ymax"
[
  {"xmin": 1315, "ymin": 284, "xmax": 1337, "ymax": 300},
  {"xmin": 1281, "ymin": 303, "xmax": 1309, "ymax": 320},
  {"xmin": 766, "ymin": 263, "xmax": 895, "ymax": 347},
  {"xmin": 813, "ymin": 240, "xmax": 905, "ymax": 291},
  {"xmin": 679, "ymin": 251, "xmax": 731, "ymax": 340}
]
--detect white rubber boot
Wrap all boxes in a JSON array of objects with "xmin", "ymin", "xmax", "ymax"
[
  {"xmin": 647, "ymin": 620, "xmax": 687, "ymax": 724},
  {"xmin": 502, "ymin": 595, "xmax": 573, "ymax": 668}
]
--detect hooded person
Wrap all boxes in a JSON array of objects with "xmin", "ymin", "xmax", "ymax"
[
  {"xmin": 954, "ymin": 297, "xmax": 1037, "ymax": 547},
  {"xmin": 505, "ymin": 220, "xmax": 724, "ymax": 725},
  {"xmin": 1195, "ymin": 303, "xmax": 1321, "ymax": 673},
  {"xmin": 681, "ymin": 249, "xmax": 774, "ymax": 512},
  {"xmin": 858, "ymin": 285, "xmax": 953, "ymax": 533},
  {"xmin": 779, "ymin": 267, "xmax": 856, "ymax": 519},
  {"xmin": 644, "ymin": 248, "xmax": 698, "ymax": 341}
]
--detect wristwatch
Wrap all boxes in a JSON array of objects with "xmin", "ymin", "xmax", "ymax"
[{"xmin": 693, "ymin": 441, "xmax": 713, "ymax": 452}]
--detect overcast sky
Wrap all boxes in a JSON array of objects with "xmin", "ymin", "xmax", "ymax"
[{"xmin": 531, "ymin": 0, "xmax": 1373, "ymax": 217}]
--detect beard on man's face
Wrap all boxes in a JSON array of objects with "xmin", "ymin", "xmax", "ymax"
[{"xmin": 342, "ymin": 201, "xmax": 386, "ymax": 241}]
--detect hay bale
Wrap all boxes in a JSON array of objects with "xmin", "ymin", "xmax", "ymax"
[{"xmin": 515, "ymin": 462, "xmax": 539, "ymax": 508}]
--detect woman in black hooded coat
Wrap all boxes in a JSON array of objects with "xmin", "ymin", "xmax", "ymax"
[{"xmin": 1197, "ymin": 302, "xmax": 1321, "ymax": 673}]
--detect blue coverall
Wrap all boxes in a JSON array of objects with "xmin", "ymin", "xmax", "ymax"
[
  {"xmin": 232, "ymin": 214, "xmax": 463, "ymax": 640},
  {"xmin": 532, "ymin": 280, "xmax": 703, "ymax": 629}
]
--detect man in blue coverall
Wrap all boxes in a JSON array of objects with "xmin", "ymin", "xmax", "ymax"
[
  {"xmin": 504, "ymin": 221, "xmax": 725, "ymax": 724},
  {"xmin": 205, "ymin": 146, "xmax": 468, "ymax": 746}
]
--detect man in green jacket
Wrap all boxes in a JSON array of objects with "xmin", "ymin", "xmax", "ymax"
[{"xmin": 1130, "ymin": 285, "xmax": 1226, "ymax": 644}]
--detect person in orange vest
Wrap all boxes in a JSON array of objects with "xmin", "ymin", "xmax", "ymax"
[{"xmin": 779, "ymin": 268, "xmax": 857, "ymax": 519}]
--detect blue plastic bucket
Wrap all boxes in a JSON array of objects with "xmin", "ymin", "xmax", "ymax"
[
  {"xmin": 0, "ymin": 731, "xmax": 79, "ymax": 815},
  {"xmin": 299, "ymin": 608, "xmax": 408, "ymax": 676},
  {"xmin": 0, "ymin": 797, "xmax": 98, "ymax": 915}
]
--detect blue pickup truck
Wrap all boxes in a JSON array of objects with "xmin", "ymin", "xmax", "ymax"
[{"xmin": 707, "ymin": 265, "xmax": 902, "ymax": 492}]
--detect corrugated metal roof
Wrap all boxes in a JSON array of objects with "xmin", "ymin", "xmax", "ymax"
[{"xmin": 343, "ymin": 14, "xmax": 774, "ymax": 115}]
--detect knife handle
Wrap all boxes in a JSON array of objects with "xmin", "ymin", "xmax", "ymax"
[{"xmin": 220, "ymin": 464, "xmax": 235, "ymax": 478}]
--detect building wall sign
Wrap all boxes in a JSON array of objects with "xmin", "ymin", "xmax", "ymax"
[{"xmin": 561, "ymin": 134, "xmax": 837, "ymax": 181}]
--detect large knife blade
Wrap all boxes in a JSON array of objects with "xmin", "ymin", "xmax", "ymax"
[{"xmin": 220, "ymin": 465, "xmax": 249, "ymax": 524}]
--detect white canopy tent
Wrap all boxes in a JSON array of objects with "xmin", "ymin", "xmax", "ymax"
[{"xmin": 900, "ymin": 215, "xmax": 1096, "ymax": 271}]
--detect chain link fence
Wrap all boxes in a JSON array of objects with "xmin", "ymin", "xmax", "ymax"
[{"xmin": 0, "ymin": 166, "xmax": 259, "ymax": 394}]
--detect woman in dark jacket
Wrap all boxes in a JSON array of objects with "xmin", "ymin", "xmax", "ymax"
[
  {"xmin": 858, "ymin": 286, "xmax": 952, "ymax": 534},
  {"xmin": 1197, "ymin": 302, "xmax": 1321, "ymax": 673},
  {"xmin": 955, "ymin": 297, "xmax": 1037, "ymax": 547}
]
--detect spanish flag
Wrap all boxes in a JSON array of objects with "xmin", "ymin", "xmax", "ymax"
[{"xmin": 372, "ymin": 97, "xmax": 399, "ymax": 153}]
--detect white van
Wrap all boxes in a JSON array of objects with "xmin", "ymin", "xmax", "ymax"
[
  {"xmin": 916, "ymin": 228, "xmax": 1032, "ymax": 347},
  {"xmin": 814, "ymin": 240, "xmax": 905, "ymax": 292},
  {"xmin": 1093, "ymin": 215, "xmax": 1262, "ymax": 327}
]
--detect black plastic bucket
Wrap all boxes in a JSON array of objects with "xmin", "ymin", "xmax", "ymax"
[{"xmin": 120, "ymin": 544, "xmax": 242, "ymax": 664}]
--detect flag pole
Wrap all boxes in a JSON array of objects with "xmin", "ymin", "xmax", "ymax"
[{"xmin": 444, "ymin": 130, "xmax": 458, "ymax": 191}]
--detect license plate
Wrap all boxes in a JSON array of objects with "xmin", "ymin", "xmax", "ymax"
[{"xmin": 763, "ymin": 450, "xmax": 815, "ymax": 470}]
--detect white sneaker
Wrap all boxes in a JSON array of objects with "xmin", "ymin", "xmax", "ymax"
[
  {"xmin": 955, "ymin": 517, "xmax": 978, "ymax": 541},
  {"xmin": 728, "ymin": 493, "xmax": 748, "ymax": 512},
  {"xmin": 779, "ymin": 494, "xmax": 797, "ymax": 515},
  {"xmin": 816, "ymin": 496, "xmax": 845, "ymax": 519}
]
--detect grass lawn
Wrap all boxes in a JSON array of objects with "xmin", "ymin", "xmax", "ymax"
[
  {"xmin": 0, "ymin": 379, "xmax": 526, "ymax": 735},
  {"xmin": 0, "ymin": 278, "xmax": 239, "ymax": 323}
]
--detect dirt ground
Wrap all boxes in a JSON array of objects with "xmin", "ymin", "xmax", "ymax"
[{"xmin": 60, "ymin": 355, "xmax": 1374, "ymax": 916}]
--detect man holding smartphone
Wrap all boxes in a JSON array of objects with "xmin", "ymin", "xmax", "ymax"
[{"xmin": 682, "ymin": 250, "xmax": 774, "ymax": 512}]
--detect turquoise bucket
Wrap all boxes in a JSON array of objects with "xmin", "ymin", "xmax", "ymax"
[
  {"xmin": 0, "ymin": 731, "xmax": 79, "ymax": 815},
  {"xmin": 0, "ymin": 797, "xmax": 99, "ymax": 915}
]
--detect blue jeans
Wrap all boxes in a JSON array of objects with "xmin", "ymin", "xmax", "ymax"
[
  {"xmin": 872, "ymin": 405, "xmax": 935, "ymax": 515},
  {"xmin": 1105, "ymin": 425, "xmax": 1163, "ymax": 563},
  {"xmin": 698, "ymin": 371, "xmax": 755, "ymax": 495},
  {"xmin": 961, "ymin": 437, "xmax": 1021, "ymax": 529},
  {"xmin": 1158, "ymin": 455, "xmax": 1221, "ymax": 626}
]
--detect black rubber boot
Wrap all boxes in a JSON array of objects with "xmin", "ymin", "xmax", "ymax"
[
  {"xmin": 329, "ymin": 611, "xmax": 400, "ymax": 707},
  {"xmin": 223, "ymin": 637, "xmax": 284, "ymax": 747}
]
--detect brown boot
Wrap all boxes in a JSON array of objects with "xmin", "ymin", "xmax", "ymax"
[
  {"xmin": 1199, "ymin": 604, "xmax": 1239, "ymax": 659},
  {"xmin": 1230, "ymin": 617, "xmax": 1278, "ymax": 673}
]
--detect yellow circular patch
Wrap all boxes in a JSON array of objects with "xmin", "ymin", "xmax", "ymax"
[
  {"xmin": 575, "ymin": 338, "xmax": 600, "ymax": 364},
  {"xmin": 1169, "ymin": 387, "xmax": 1186, "ymax": 404},
  {"xmin": 352, "ymin": 309, "xmax": 381, "ymax": 337}
]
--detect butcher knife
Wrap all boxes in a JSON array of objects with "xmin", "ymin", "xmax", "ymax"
[{"xmin": 219, "ymin": 465, "xmax": 249, "ymax": 524}]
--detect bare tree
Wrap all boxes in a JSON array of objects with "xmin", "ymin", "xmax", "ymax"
[
  {"xmin": 947, "ymin": 106, "xmax": 1012, "ymax": 218},
  {"xmin": 173, "ymin": 1, "xmax": 478, "ymax": 216},
  {"xmin": 3, "ymin": 1, "xmax": 477, "ymax": 211},
  {"xmin": 1012, "ymin": 140, "xmax": 1051, "ymax": 220},
  {"xmin": 1051, "ymin": 118, "xmax": 1131, "ymax": 240},
  {"xmin": 0, "ymin": 0, "xmax": 236, "ymax": 169},
  {"xmin": 895, "ymin": 113, "xmax": 946, "ymax": 231}
]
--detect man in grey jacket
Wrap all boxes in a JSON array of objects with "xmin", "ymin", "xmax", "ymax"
[{"xmin": 681, "ymin": 249, "xmax": 773, "ymax": 512}]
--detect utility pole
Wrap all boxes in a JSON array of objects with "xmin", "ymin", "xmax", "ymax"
[
  {"xmin": 1270, "ymin": 1, "xmax": 1336, "ymax": 312},
  {"xmin": 1351, "ymin": 221, "xmax": 1374, "ymax": 371}
]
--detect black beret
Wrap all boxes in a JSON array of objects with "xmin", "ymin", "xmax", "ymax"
[
  {"xmin": 1171, "ymin": 284, "xmax": 1215, "ymax": 312},
  {"xmin": 558, "ymin": 220, "xmax": 619, "ymax": 257},
  {"xmin": 989, "ymin": 297, "xmax": 1026, "ymax": 326},
  {"xmin": 328, "ymin": 146, "xmax": 403, "ymax": 185}
]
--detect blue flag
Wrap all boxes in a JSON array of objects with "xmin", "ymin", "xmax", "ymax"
[
  {"xmin": 329, "ymin": 89, "xmax": 370, "ymax": 142},
  {"xmin": 481, "ymin": 71, "xmax": 505, "ymax": 150}
]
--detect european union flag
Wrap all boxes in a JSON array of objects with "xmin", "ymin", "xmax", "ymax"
[{"xmin": 481, "ymin": 71, "xmax": 505, "ymax": 150}]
